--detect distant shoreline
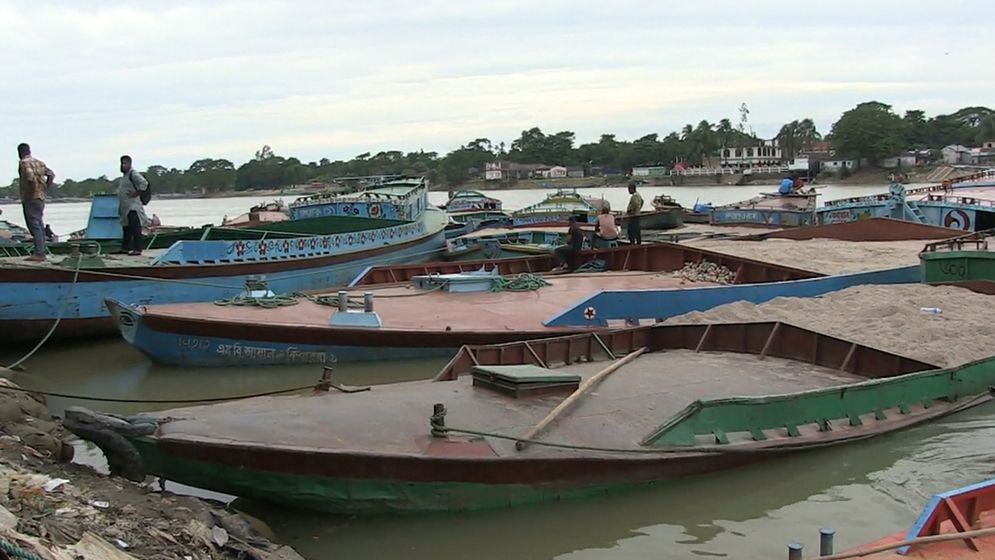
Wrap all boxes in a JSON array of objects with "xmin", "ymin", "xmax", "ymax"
[{"xmin": 0, "ymin": 167, "xmax": 940, "ymax": 205}]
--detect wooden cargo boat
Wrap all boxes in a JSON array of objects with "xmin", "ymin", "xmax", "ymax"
[
  {"xmin": 512, "ymin": 190, "xmax": 598, "ymax": 226},
  {"xmin": 711, "ymin": 191, "xmax": 818, "ymax": 228},
  {"xmin": 818, "ymin": 170, "xmax": 995, "ymax": 232},
  {"xmin": 0, "ymin": 178, "xmax": 448, "ymax": 342},
  {"xmin": 67, "ymin": 321, "xmax": 995, "ymax": 515},
  {"xmin": 619, "ymin": 208, "xmax": 683, "ymax": 231},
  {"xmin": 441, "ymin": 190, "xmax": 511, "ymax": 227},
  {"xmin": 105, "ymin": 243, "xmax": 822, "ymax": 366},
  {"xmin": 920, "ymin": 228, "xmax": 995, "ymax": 294}
]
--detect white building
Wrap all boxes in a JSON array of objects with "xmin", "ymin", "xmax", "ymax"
[
  {"xmin": 879, "ymin": 154, "xmax": 917, "ymax": 169},
  {"xmin": 718, "ymin": 139, "xmax": 783, "ymax": 169},
  {"xmin": 942, "ymin": 145, "xmax": 972, "ymax": 165},
  {"xmin": 540, "ymin": 166, "xmax": 568, "ymax": 178},
  {"xmin": 821, "ymin": 159, "xmax": 859, "ymax": 172},
  {"xmin": 483, "ymin": 162, "xmax": 503, "ymax": 181}
]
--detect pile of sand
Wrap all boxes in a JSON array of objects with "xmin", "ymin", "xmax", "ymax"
[
  {"xmin": 666, "ymin": 284, "xmax": 995, "ymax": 368},
  {"xmin": 685, "ymin": 238, "xmax": 926, "ymax": 274}
]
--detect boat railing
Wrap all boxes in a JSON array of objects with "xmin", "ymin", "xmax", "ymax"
[
  {"xmin": 921, "ymin": 193, "xmax": 995, "ymax": 208},
  {"xmin": 921, "ymin": 227, "xmax": 995, "ymax": 253},
  {"xmin": 906, "ymin": 168, "xmax": 995, "ymax": 196},
  {"xmin": 642, "ymin": 354, "xmax": 988, "ymax": 448},
  {"xmin": 433, "ymin": 321, "xmax": 935, "ymax": 382}
]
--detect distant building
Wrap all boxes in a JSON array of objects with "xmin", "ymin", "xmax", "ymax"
[
  {"xmin": 632, "ymin": 165, "xmax": 668, "ymax": 177},
  {"xmin": 566, "ymin": 166, "xmax": 585, "ymax": 178},
  {"xmin": 718, "ymin": 139, "xmax": 783, "ymax": 169},
  {"xmin": 821, "ymin": 159, "xmax": 860, "ymax": 172},
  {"xmin": 970, "ymin": 142, "xmax": 995, "ymax": 165},
  {"xmin": 483, "ymin": 161, "xmax": 549, "ymax": 181},
  {"xmin": 942, "ymin": 145, "xmax": 972, "ymax": 165},
  {"xmin": 543, "ymin": 166, "xmax": 568, "ymax": 179},
  {"xmin": 879, "ymin": 152, "xmax": 919, "ymax": 169}
]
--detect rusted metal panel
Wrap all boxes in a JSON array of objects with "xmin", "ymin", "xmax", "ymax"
[{"xmin": 741, "ymin": 218, "xmax": 960, "ymax": 242}]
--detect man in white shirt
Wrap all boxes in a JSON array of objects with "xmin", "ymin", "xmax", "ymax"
[{"xmin": 117, "ymin": 155, "xmax": 149, "ymax": 255}]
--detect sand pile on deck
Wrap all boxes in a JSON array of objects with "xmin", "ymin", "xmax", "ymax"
[
  {"xmin": 667, "ymin": 284, "xmax": 994, "ymax": 368},
  {"xmin": 685, "ymin": 238, "xmax": 926, "ymax": 274}
]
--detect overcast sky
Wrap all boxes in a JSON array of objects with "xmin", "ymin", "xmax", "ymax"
[{"xmin": 3, "ymin": 0, "xmax": 992, "ymax": 180}]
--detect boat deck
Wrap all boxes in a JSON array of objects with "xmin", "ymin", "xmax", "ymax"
[
  {"xmin": 0, "ymin": 251, "xmax": 161, "ymax": 269},
  {"xmin": 148, "ymin": 271, "xmax": 709, "ymax": 333},
  {"xmin": 153, "ymin": 350, "xmax": 865, "ymax": 458}
]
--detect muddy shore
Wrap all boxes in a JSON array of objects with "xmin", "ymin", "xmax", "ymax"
[{"xmin": 0, "ymin": 375, "xmax": 303, "ymax": 560}]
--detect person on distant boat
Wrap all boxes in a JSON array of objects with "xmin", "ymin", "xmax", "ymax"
[
  {"xmin": 151, "ymin": 213, "xmax": 162, "ymax": 228},
  {"xmin": 778, "ymin": 175, "xmax": 794, "ymax": 196},
  {"xmin": 552, "ymin": 216, "xmax": 585, "ymax": 272},
  {"xmin": 593, "ymin": 206, "xmax": 618, "ymax": 248},
  {"xmin": 626, "ymin": 182, "xmax": 643, "ymax": 245},
  {"xmin": 44, "ymin": 224, "xmax": 58, "ymax": 242},
  {"xmin": 117, "ymin": 155, "xmax": 149, "ymax": 256},
  {"xmin": 17, "ymin": 143, "xmax": 56, "ymax": 262}
]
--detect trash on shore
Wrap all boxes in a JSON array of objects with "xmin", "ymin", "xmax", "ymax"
[{"xmin": 0, "ymin": 379, "xmax": 305, "ymax": 560}]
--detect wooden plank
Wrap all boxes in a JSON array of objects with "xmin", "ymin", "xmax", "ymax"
[
  {"xmin": 758, "ymin": 323, "xmax": 781, "ymax": 360},
  {"xmin": 694, "ymin": 324, "xmax": 713, "ymax": 353},
  {"xmin": 840, "ymin": 342, "xmax": 858, "ymax": 372},
  {"xmin": 516, "ymin": 348, "xmax": 647, "ymax": 450},
  {"xmin": 522, "ymin": 341, "xmax": 548, "ymax": 369}
]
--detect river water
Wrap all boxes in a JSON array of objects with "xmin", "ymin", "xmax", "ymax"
[{"xmin": 4, "ymin": 182, "xmax": 991, "ymax": 560}]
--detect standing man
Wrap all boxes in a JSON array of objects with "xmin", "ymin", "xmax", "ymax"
[
  {"xmin": 118, "ymin": 155, "xmax": 149, "ymax": 256},
  {"xmin": 626, "ymin": 181, "xmax": 643, "ymax": 245},
  {"xmin": 17, "ymin": 143, "xmax": 55, "ymax": 261}
]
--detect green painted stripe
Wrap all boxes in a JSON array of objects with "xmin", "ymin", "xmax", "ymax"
[
  {"xmin": 642, "ymin": 356, "xmax": 995, "ymax": 447},
  {"xmin": 132, "ymin": 440, "xmax": 661, "ymax": 514},
  {"xmin": 921, "ymin": 251, "xmax": 995, "ymax": 284}
]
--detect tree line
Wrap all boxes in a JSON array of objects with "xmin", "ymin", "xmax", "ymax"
[{"xmin": 4, "ymin": 102, "xmax": 992, "ymax": 198}]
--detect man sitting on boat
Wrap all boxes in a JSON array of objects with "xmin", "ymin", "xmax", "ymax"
[
  {"xmin": 778, "ymin": 176, "xmax": 795, "ymax": 195},
  {"xmin": 593, "ymin": 206, "xmax": 619, "ymax": 248},
  {"xmin": 552, "ymin": 216, "xmax": 585, "ymax": 272}
]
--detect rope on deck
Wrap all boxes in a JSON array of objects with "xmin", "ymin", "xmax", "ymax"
[
  {"xmin": 575, "ymin": 258, "xmax": 607, "ymax": 273},
  {"xmin": 0, "ymin": 382, "xmax": 319, "ymax": 404},
  {"xmin": 491, "ymin": 273, "xmax": 551, "ymax": 292},
  {"xmin": 213, "ymin": 294, "xmax": 300, "ymax": 308}
]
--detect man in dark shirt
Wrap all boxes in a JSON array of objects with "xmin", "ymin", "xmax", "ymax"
[{"xmin": 552, "ymin": 216, "xmax": 585, "ymax": 271}]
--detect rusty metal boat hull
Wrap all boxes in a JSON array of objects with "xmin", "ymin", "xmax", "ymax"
[{"xmin": 71, "ymin": 322, "xmax": 995, "ymax": 515}]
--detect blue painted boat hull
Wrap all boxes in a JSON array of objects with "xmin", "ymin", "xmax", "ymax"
[
  {"xmin": 107, "ymin": 300, "xmax": 456, "ymax": 366},
  {"xmin": 0, "ymin": 227, "xmax": 446, "ymax": 343}
]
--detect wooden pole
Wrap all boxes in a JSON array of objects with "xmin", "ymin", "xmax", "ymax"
[{"xmin": 515, "ymin": 347, "xmax": 647, "ymax": 451}]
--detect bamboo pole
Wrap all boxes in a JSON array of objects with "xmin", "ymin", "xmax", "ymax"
[
  {"xmin": 515, "ymin": 347, "xmax": 647, "ymax": 451},
  {"xmin": 808, "ymin": 526, "xmax": 995, "ymax": 560}
]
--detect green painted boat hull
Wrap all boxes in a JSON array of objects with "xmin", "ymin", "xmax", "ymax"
[
  {"xmin": 131, "ymin": 439, "xmax": 665, "ymax": 514},
  {"xmin": 921, "ymin": 250, "xmax": 995, "ymax": 285}
]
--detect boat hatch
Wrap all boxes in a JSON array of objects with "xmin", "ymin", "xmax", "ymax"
[{"xmin": 471, "ymin": 365, "xmax": 580, "ymax": 398}]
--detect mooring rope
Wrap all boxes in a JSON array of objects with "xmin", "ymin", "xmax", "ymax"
[
  {"xmin": 3, "ymin": 257, "xmax": 83, "ymax": 370},
  {"xmin": 0, "ymin": 383, "xmax": 319, "ymax": 404},
  {"xmin": 491, "ymin": 273, "xmax": 551, "ymax": 292}
]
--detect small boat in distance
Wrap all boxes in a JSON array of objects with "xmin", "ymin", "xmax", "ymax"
[
  {"xmin": 221, "ymin": 200, "xmax": 289, "ymax": 227},
  {"xmin": 710, "ymin": 190, "xmax": 818, "ymax": 227},
  {"xmin": 512, "ymin": 190, "xmax": 598, "ymax": 226}
]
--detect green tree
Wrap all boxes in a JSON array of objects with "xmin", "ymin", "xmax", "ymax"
[
  {"xmin": 902, "ymin": 110, "xmax": 929, "ymax": 148},
  {"xmin": 187, "ymin": 158, "xmax": 236, "ymax": 193},
  {"xmin": 830, "ymin": 101, "xmax": 905, "ymax": 162}
]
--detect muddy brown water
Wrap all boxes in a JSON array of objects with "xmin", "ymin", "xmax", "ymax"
[{"xmin": 4, "ymin": 338, "xmax": 995, "ymax": 559}]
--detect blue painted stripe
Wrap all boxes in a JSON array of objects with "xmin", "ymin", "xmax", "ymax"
[
  {"xmin": 0, "ymin": 230, "xmax": 445, "ymax": 323},
  {"xmin": 896, "ymin": 478, "xmax": 995, "ymax": 554},
  {"xmin": 543, "ymin": 265, "xmax": 920, "ymax": 327},
  {"xmin": 111, "ymin": 301, "xmax": 454, "ymax": 366}
]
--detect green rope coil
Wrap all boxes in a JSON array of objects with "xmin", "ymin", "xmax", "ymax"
[
  {"xmin": 0, "ymin": 538, "xmax": 45, "ymax": 560},
  {"xmin": 575, "ymin": 258, "xmax": 607, "ymax": 273},
  {"xmin": 214, "ymin": 294, "xmax": 299, "ymax": 308},
  {"xmin": 491, "ymin": 273, "xmax": 551, "ymax": 292}
]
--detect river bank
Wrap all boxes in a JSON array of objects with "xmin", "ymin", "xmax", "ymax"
[{"xmin": 0, "ymin": 374, "xmax": 303, "ymax": 560}]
